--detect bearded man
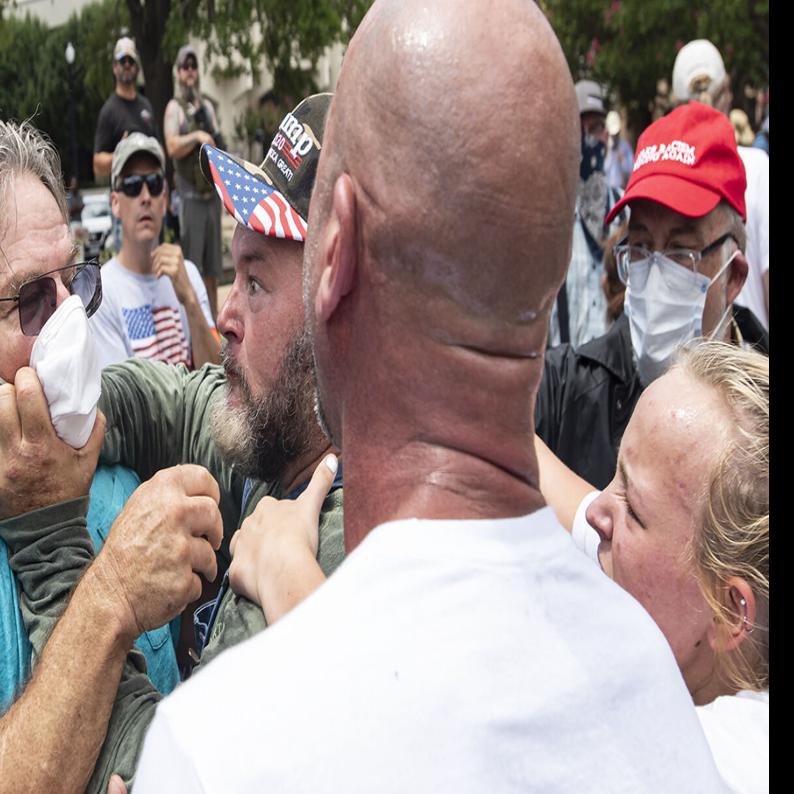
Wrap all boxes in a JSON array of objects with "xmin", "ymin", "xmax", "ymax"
[{"xmin": 0, "ymin": 94, "xmax": 341, "ymax": 794}]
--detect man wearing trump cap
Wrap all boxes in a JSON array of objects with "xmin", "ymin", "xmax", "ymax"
[{"xmin": 536, "ymin": 101, "xmax": 769, "ymax": 490}]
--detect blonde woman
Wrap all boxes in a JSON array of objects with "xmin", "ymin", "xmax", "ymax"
[{"xmin": 537, "ymin": 339, "xmax": 768, "ymax": 794}]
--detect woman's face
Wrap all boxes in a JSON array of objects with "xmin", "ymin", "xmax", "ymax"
[{"xmin": 586, "ymin": 367, "xmax": 732, "ymax": 695}]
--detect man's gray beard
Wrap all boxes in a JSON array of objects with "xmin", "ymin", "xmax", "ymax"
[{"xmin": 209, "ymin": 332, "xmax": 321, "ymax": 484}]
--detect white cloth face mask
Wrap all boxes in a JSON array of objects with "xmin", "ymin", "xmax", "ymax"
[
  {"xmin": 625, "ymin": 251, "xmax": 735, "ymax": 387},
  {"xmin": 29, "ymin": 294, "xmax": 101, "ymax": 449}
]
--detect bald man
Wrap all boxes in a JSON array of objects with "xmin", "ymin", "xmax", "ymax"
[{"xmin": 135, "ymin": 2, "xmax": 727, "ymax": 791}]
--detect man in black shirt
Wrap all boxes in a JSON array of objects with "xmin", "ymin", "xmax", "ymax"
[{"xmin": 93, "ymin": 37, "xmax": 157, "ymax": 182}]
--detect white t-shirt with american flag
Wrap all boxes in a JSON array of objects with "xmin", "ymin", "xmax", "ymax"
[{"xmin": 90, "ymin": 256, "xmax": 215, "ymax": 370}]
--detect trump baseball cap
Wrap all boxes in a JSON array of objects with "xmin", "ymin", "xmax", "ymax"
[
  {"xmin": 605, "ymin": 102, "xmax": 746, "ymax": 224},
  {"xmin": 200, "ymin": 93, "xmax": 332, "ymax": 242}
]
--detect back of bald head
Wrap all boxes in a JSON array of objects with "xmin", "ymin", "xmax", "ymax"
[{"xmin": 324, "ymin": 0, "xmax": 579, "ymax": 328}]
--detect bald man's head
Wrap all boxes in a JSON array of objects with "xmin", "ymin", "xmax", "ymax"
[{"xmin": 307, "ymin": 0, "xmax": 579, "ymax": 330}]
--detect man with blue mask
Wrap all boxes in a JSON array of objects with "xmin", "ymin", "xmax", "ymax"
[
  {"xmin": 536, "ymin": 101, "xmax": 768, "ymax": 489},
  {"xmin": 548, "ymin": 79, "xmax": 627, "ymax": 348}
]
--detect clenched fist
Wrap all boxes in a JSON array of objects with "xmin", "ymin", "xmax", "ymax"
[{"xmin": 95, "ymin": 464, "xmax": 223, "ymax": 643}]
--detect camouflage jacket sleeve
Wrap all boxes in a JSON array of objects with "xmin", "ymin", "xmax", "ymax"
[
  {"xmin": 99, "ymin": 359, "xmax": 245, "ymax": 564},
  {"xmin": 0, "ymin": 499, "xmax": 161, "ymax": 793}
]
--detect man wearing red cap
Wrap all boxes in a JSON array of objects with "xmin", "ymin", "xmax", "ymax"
[{"xmin": 536, "ymin": 101, "xmax": 768, "ymax": 489}]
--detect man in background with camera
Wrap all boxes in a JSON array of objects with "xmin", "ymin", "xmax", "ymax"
[{"xmin": 164, "ymin": 44, "xmax": 225, "ymax": 318}]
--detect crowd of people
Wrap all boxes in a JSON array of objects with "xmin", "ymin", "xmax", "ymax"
[{"xmin": 0, "ymin": 1, "xmax": 768, "ymax": 792}]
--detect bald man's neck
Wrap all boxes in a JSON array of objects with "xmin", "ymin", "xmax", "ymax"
[{"xmin": 334, "ymin": 293, "xmax": 549, "ymax": 551}]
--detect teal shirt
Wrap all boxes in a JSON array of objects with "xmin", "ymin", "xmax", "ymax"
[
  {"xmin": 85, "ymin": 465, "xmax": 180, "ymax": 696},
  {"xmin": 0, "ymin": 465, "xmax": 179, "ymax": 714}
]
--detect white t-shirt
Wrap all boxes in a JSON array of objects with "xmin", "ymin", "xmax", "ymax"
[
  {"xmin": 697, "ymin": 689, "xmax": 769, "ymax": 794},
  {"xmin": 89, "ymin": 256, "xmax": 214, "ymax": 370},
  {"xmin": 735, "ymin": 146, "xmax": 769, "ymax": 330},
  {"xmin": 571, "ymin": 492, "xmax": 768, "ymax": 794},
  {"xmin": 135, "ymin": 509, "xmax": 725, "ymax": 793}
]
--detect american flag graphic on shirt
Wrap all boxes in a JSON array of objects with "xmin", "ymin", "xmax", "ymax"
[
  {"xmin": 204, "ymin": 147, "xmax": 307, "ymax": 241},
  {"xmin": 122, "ymin": 304, "xmax": 191, "ymax": 367}
]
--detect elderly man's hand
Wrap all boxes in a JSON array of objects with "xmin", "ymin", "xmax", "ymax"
[
  {"xmin": 228, "ymin": 455, "xmax": 335, "ymax": 622},
  {"xmin": 152, "ymin": 243, "xmax": 193, "ymax": 306},
  {"xmin": 0, "ymin": 367, "xmax": 104, "ymax": 519},
  {"xmin": 94, "ymin": 464, "xmax": 223, "ymax": 643}
]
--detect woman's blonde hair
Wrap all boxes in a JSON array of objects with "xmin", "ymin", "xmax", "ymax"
[{"xmin": 676, "ymin": 340, "xmax": 768, "ymax": 692}]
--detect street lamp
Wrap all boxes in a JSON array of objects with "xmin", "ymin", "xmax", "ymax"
[{"xmin": 65, "ymin": 42, "xmax": 78, "ymax": 185}]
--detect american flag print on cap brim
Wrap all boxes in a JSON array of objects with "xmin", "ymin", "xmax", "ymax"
[{"xmin": 204, "ymin": 145, "xmax": 308, "ymax": 241}]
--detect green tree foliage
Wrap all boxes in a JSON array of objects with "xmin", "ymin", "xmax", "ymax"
[
  {"xmin": 0, "ymin": 0, "xmax": 373, "ymax": 185},
  {"xmin": 162, "ymin": 0, "xmax": 372, "ymax": 144},
  {"xmin": 540, "ymin": 0, "xmax": 769, "ymax": 138},
  {"xmin": 0, "ymin": 0, "xmax": 129, "ymax": 184}
]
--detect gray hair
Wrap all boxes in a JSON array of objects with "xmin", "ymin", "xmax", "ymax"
[
  {"xmin": 717, "ymin": 199, "xmax": 747, "ymax": 255},
  {"xmin": 0, "ymin": 119, "xmax": 68, "ymax": 226}
]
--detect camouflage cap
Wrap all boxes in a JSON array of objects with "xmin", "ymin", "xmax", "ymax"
[{"xmin": 200, "ymin": 92, "xmax": 332, "ymax": 241}]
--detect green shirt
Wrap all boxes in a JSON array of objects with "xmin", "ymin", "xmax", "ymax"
[{"xmin": 0, "ymin": 358, "xmax": 345, "ymax": 792}]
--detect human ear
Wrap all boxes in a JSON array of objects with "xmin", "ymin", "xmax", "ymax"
[
  {"xmin": 707, "ymin": 577, "xmax": 756, "ymax": 653},
  {"xmin": 110, "ymin": 191, "xmax": 121, "ymax": 221},
  {"xmin": 725, "ymin": 251, "xmax": 748, "ymax": 306},
  {"xmin": 315, "ymin": 173, "xmax": 357, "ymax": 324}
]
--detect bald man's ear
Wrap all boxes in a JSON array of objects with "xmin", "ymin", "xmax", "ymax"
[
  {"xmin": 315, "ymin": 173, "xmax": 357, "ymax": 324},
  {"xmin": 725, "ymin": 250, "xmax": 748, "ymax": 306}
]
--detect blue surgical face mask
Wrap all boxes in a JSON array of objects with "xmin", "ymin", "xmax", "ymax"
[
  {"xmin": 625, "ymin": 251, "xmax": 736, "ymax": 386},
  {"xmin": 580, "ymin": 134, "xmax": 606, "ymax": 181}
]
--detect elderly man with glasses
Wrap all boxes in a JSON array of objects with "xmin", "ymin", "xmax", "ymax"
[
  {"xmin": 0, "ymin": 118, "xmax": 221, "ymax": 788},
  {"xmin": 536, "ymin": 101, "xmax": 769, "ymax": 491},
  {"xmin": 89, "ymin": 133, "xmax": 220, "ymax": 370},
  {"xmin": 163, "ymin": 44, "xmax": 225, "ymax": 317}
]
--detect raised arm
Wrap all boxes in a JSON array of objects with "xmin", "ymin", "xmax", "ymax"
[
  {"xmin": 227, "ymin": 456, "xmax": 338, "ymax": 624},
  {"xmin": 535, "ymin": 434, "xmax": 594, "ymax": 531},
  {"xmin": 0, "ymin": 464, "xmax": 223, "ymax": 794},
  {"xmin": 99, "ymin": 359, "xmax": 241, "ymax": 558},
  {"xmin": 150, "ymin": 244, "xmax": 221, "ymax": 369}
]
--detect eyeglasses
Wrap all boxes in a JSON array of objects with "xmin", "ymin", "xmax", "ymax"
[
  {"xmin": 0, "ymin": 261, "xmax": 102, "ymax": 336},
  {"xmin": 613, "ymin": 231, "xmax": 737, "ymax": 285},
  {"xmin": 116, "ymin": 172, "xmax": 165, "ymax": 198},
  {"xmin": 180, "ymin": 60, "xmax": 198, "ymax": 71},
  {"xmin": 118, "ymin": 56, "xmax": 137, "ymax": 67}
]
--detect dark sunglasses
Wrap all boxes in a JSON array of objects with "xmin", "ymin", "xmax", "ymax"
[
  {"xmin": 118, "ymin": 56, "xmax": 137, "ymax": 67},
  {"xmin": 0, "ymin": 261, "xmax": 102, "ymax": 336},
  {"xmin": 180, "ymin": 60, "xmax": 198, "ymax": 71},
  {"xmin": 116, "ymin": 172, "xmax": 165, "ymax": 198}
]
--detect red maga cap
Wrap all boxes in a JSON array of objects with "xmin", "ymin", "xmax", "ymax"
[{"xmin": 606, "ymin": 102, "xmax": 746, "ymax": 224}]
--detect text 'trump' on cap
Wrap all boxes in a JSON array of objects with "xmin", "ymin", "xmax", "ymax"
[{"xmin": 200, "ymin": 93, "xmax": 332, "ymax": 242}]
